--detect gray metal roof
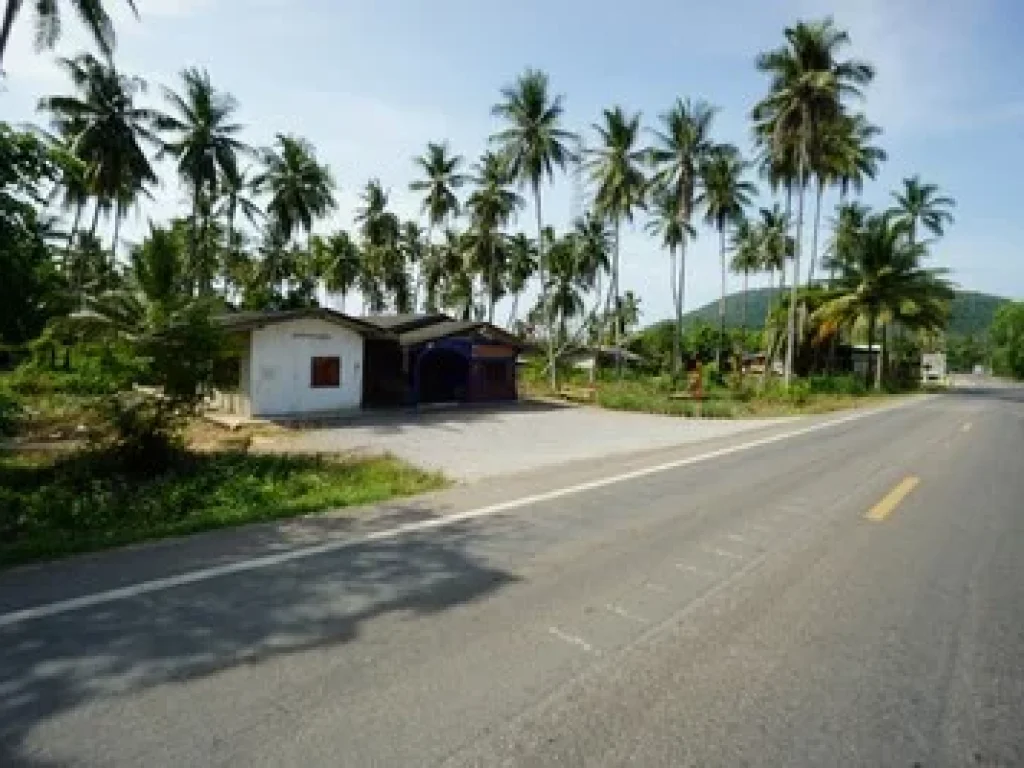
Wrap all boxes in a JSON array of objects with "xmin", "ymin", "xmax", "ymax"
[
  {"xmin": 215, "ymin": 308, "xmax": 524, "ymax": 348},
  {"xmin": 214, "ymin": 308, "xmax": 389, "ymax": 338},
  {"xmin": 399, "ymin": 320, "xmax": 524, "ymax": 348},
  {"xmin": 356, "ymin": 313, "xmax": 450, "ymax": 333}
]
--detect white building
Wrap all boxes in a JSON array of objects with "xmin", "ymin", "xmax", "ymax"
[
  {"xmin": 211, "ymin": 309, "xmax": 386, "ymax": 417},
  {"xmin": 209, "ymin": 309, "xmax": 523, "ymax": 418}
]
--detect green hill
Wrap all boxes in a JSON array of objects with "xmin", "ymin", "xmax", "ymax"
[{"xmin": 675, "ymin": 288, "xmax": 1011, "ymax": 337}]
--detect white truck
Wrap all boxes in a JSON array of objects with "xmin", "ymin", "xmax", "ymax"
[{"xmin": 921, "ymin": 352, "xmax": 947, "ymax": 384}]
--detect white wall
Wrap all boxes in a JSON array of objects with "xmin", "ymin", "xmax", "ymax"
[{"xmin": 249, "ymin": 319, "xmax": 364, "ymax": 416}]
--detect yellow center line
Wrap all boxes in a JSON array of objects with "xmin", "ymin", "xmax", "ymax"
[{"xmin": 866, "ymin": 476, "xmax": 921, "ymax": 522}]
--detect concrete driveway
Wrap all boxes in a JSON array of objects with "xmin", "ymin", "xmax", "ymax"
[{"xmin": 263, "ymin": 402, "xmax": 787, "ymax": 480}]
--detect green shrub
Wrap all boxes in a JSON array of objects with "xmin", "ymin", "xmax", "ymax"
[
  {"xmin": 91, "ymin": 393, "xmax": 186, "ymax": 474},
  {"xmin": 786, "ymin": 380, "xmax": 813, "ymax": 406},
  {"xmin": 0, "ymin": 390, "xmax": 22, "ymax": 436},
  {"xmin": 7, "ymin": 347, "xmax": 143, "ymax": 396},
  {"xmin": 806, "ymin": 375, "xmax": 867, "ymax": 396},
  {"xmin": 0, "ymin": 451, "xmax": 446, "ymax": 567}
]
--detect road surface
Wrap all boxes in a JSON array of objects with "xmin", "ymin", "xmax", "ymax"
[{"xmin": 1, "ymin": 381, "xmax": 1023, "ymax": 766}]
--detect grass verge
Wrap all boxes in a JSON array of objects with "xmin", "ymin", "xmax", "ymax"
[
  {"xmin": 523, "ymin": 372, "xmax": 902, "ymax": 418},
  {"xmin": 0, "ymin": 449, "xmax": 446, "ymax": 569}
]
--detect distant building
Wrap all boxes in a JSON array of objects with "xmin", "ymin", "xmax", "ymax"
[
  {"xmin": 850, "ymin": 344, "xmax": 882, "ymax": 379},
  {"xmin": 564, "ymin": 345, "xmax": 644, "ymax": 372}
]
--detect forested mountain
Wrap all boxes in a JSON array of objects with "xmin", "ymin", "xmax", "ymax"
[{"xmin": 677, "ymin": 288, "xmax": 1010, "ymax": 336}]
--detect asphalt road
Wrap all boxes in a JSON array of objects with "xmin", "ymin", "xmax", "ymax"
[{"xmin": 2, "ymin": 380, "xmax": 1023, "ymax": 766}]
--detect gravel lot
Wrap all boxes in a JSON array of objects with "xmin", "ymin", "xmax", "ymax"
[{"xmin": 262, "ymin": 402, "xmax": 787, "ymax": 481}]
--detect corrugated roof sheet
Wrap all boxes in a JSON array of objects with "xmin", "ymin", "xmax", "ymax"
[
  {"xmin": 214, "ymin": 308, "xmax": 387, "ymax": 337},
  {"xmin": 214, "ymin": 309, "xmax": 525, "ymax": 348},
  {"xmin": 357, "ymin": 313, "xmax": 450, "ymax": 333},
  {"xmin": 398, "ymin": 320, "xmax": 524, "ymax": 347}
]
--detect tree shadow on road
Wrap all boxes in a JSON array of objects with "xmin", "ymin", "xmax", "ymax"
[{"xmin": 0, "ymin": 520, "xmax": 518, "ymax": 766}]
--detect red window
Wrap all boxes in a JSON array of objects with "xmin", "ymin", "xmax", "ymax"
[{"xmin": 311, "ymin": 356, "xmax": 341, "ymax": 388}]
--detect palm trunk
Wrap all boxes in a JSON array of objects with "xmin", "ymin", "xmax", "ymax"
[
  {"xmin": 785, "ymin": 152, "xmax": 806, "ymax": 388},
  {"xmin": 588, "ymin": 269, "xmax": 605, "ymax": 385},
  {"xmin": 507, "ymin": 291, "xmax": 520, "ymax": 330},
  {"xmin": 88, "ymin": 198, "xmax": 102, "ymax": 240},
  {"xmin": 487, "ymin": 240, "xmax": 496, "ymax": 325},
  {"xmin": 613, "ymin": 217, "xmax": 622, "ymax": 378},
  {"xmin": 866, "ymin": 311, "xmax": 878, "ymax": 389},
  {"xmin": 110, "ymin": 200, "xmax": 123, "ymax": 268},
  {"xmin": 717, "ymin": 224, "xmax": 727, "ymax": 372},
  {"xmin": 65, "ymin": 198, "xmax": 84, "ymax": 268},
  {"xmin": 0, "ymin": 0, "xmax": 20, "ymax": 68},
  {"xmin": 760, "ymin": 268, "xmax": 780, "ymax": 388},
  {"xmin": 225, "ymin": 201, "xmax": 237, "ymax": 297},
  {"xmin": 198, "ymin": 212, "xmax": 214, "ymax": 295},
  {"xmin": 534, "ymin": 183, "xmax": 555, "ymax": 391},
  {"xmin": 420, "ymin": 222, "xmax": 434, "ymax": 313},
  {"xmin": 676, "ymin": 227, "xmax": 687, "ymax": 378},
  {"xmin": 807, "ymin": 179, "xmax": 824, "ymax": 287},
  {"xmin": 189, "ymin": 183, "xmax": 201, "ymax": 282},
  {"xmin": 829, "ymin": 188, "xmax": 847, "ymax": 287},
  {"xmin": 669, "ymin": 243, "xmax": 680, "ymax": 377},
  {"xmin": 741, "ymin": 268, "xmax": 749, "ymax": 343},
  {"xmin": 876, "ymin": 322, "xmax": 887, "ymax": 390}
]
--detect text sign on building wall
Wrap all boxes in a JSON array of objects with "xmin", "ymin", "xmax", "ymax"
[
  {"xmin": 292, "ymin": 333, "xmax": 332, "ymax": 341},
  {"xmin": 472, "ymin": 344, "xmax": 515, "ymax": 359}
]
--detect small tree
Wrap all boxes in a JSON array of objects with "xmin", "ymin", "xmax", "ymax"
[
  {"xmin": 71, "ymin": 224, "xmax": 225, "ymax": 469},
  {"xmin": 990, "ymin": 302, "xmax": 1024, "ymax": 380}
]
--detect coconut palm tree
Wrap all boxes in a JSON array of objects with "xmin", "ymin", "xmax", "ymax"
[
  {"xmin": 320, "ymin": 230, "xmax": 361, "ymax": 312},
  {"xmin": 889, "ymin": 175, "xmax": 955, "ymax": 246},
  {"xmin": 39, "ymin": 53, "xmax": 161, "ymax": 260},
  {"xmin": 729, "ymin": 216, "xmax": 764, "ymax": 339},
  {"xmin": 647, "ymin": 97, "xmax": 717, "ymax": 361},
  {"xmin": 826, "ymin": 200, "xmax": 870, "ymax": 272},
  {"xmin": 645, "ymin": 188, "xmax": 690, "ymax": 374},
  {"xmin": 813, "ymin": 213, "xmax": 952, "ymax": 388},
  {"xmin": 809, "ymin": 112, "xmax": 886, "ymax": 285},
  {"xmin": 466, "ymin": 150, "xmax": 523, "ymax": 322},
  {"xmin": 398, "ymin": 220, "xmax": 427, "ymax": 309},
  {"xmin": 1, "ymin": 0, "xmax": 138, "ymax": 69},
  {"xmin": 759, "ymin": 203, "xmax": 793, "ymax": 295},
  {"xmin": 355, "ymin": 179, "xmax": 404, "ymax": 312},
  {"xmin": 504, "ymin": 232, "xmax": 537, "ymax": 328},
  {"xmin": 37, "ymin": 120, "xmax": 91, "ymax": 261},
  {"xmin": 757, "ymin": 204, "xmax": 794, "ymax": 379},
  {"xmin": 545, "ymin": 231, "xmax": 586, "ymax": 343},
  {"xmin": 699, "ymin": 145, "xmax": 755, "ymax": 369},
  {"xmin": 572, "ymin": 210, "xmax": 613, "ymax": 332},
  {"xmin": 429, "ymin": 226, "xmax": 470, "ymax": 317},
  {"xmin": 156, "ymin": 67, "xmax": 250, "ymax": 288},
  {"xmin": 256, "ymin": 133, "xmax": 336, "ymax": 246},
  {"xmin": 216, "ymin": 165, "xmax": 262, "ymax": 267},
  {"xmin": 752, "ymin": 17, "xmax": 874, "ymax": 385},
  {"xmin": 410, "ymin": 141, "xmax": 466, "ymax": 297},
  {"xmin": 491, "ymin": 68, "xmax": 575, "ymax": 386},
  {"xmin": 587, "ymin": 106, "xmax": 647, "ymax": 366}
]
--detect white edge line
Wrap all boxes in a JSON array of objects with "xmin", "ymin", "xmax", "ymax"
[
  {"xmin": 604, "ymin": 603, "xmax": 647, "ymax": 623},
  {"xmin": 704, "ymin": 546, "xmax": 745, "ymax": 561},
  {"xmin": 0, "ymin": 397, "xmax": 927, "ymax": 629},
  {"xmin": 548, "ymin": 626, "xmax": 597, "ymax": 653}
]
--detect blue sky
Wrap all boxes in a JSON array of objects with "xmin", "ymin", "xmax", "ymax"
[{"xmin": 3, "ymin": 0, "xmax": 1023, "ymax": 323}]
